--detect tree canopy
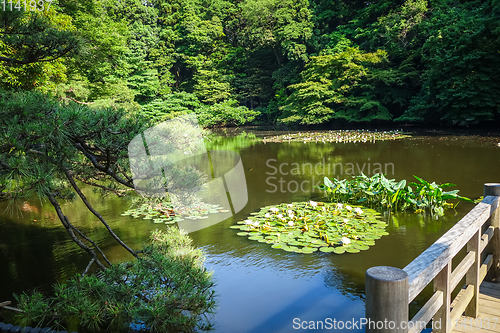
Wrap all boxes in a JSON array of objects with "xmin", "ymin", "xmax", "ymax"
[{"xmin": 2, "ymin": 0, "xmax": 500, "ymax": 124}]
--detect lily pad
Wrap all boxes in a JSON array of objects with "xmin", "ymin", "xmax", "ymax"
[
  {"xmin": 264, "ymin": 130, "xmax": 410, "ymax": 144},
  {"xmin": 231, "ymin": 201, "xmax": 387, "ymax": 254},
  {"xmin": 320, "ymin": 247, "xmax": 337, "ymax": 253},
  {"xmin": 333, "ymin": 247, "xmax": 346, "ymax": 254},
  {"xmin": 302, "ymin": 247, "xmax": 318, "ymax": 253},
  {"xmin": 122, "ymin": 201, "xmax": 226, "ymax": 226}
]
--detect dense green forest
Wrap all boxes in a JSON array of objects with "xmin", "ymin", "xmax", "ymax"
[{"xmin": 1, "ymin": 0, "xmax": 499, "ymax": 126}]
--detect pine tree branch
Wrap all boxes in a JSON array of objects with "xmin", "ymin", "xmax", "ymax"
[
  {"xmin": 62, "ymin": 167, "xmax": 139, "ymax": 258},
  {"xmin": 74, "ymin": 176, "xmax": 134, "ymax": 197},
  {"xmin": 46, "ymin": 191, "xmax": 107, "ymax": 271},
  {"xmin": 73, "ymin": 142, "xmax": 134, "ymax": 188},
  {"xmin": 81, "ymin": 259, "xmax": 95, "ymax": 277},
  {"xmin": 27, "ymin": 149, "xmax": 135, "ymax": 260},
  {"xmin": 68, "ymin": 222, "xmax": 112, "ymax": 266}
]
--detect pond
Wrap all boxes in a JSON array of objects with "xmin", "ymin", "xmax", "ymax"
[{"xmin": 0, "ymin": 130, "xmax": 499, "ymax": 332}]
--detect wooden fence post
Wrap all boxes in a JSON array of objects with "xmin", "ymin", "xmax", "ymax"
[
  {"xmin": 366, "ymin": 266, "xmax": 409, "ymax": 333},
  {"xmin": 433, "ymin": 261, "xmax": 451, "ymax": 333},
  {"xmin": 484, "ymin": 183, "xmax": 500, "ymax": 280}
]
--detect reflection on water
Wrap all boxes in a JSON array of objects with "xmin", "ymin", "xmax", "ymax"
[{"xmin": 1, "ymin": 132, "xmax": 499, "ymax": 332}]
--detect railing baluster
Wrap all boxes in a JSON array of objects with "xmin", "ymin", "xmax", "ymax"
[
  {"xmin": 484, "ymin": 184, "xmax": 500, "ymax": 280},
  {"xmin": 433, "ymin": 261, "xmax": 451, "ymax": 333},
  {"xmin": 465, "ymin": 230, "xmax": 480, "ymax": 318}
]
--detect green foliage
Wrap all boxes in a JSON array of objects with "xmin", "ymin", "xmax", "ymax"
[
  {"xmin": 193, "ymin": 69, "xmax": 233, "ymax": 104},
  {"xmin": 0, "ymin": 7, "xmax": 77, "ymax": 90},
  {"xmin": 195, "ymin": 99, "xmax": 260, "ymax": 127},
  {"xmin": 140, "ymin": 93, "xmax": 259, "ymax": 127},
  {"xmin": 56, "ymin": 0, "xmax": 139, "ymax": 109},
  {"xmin": 280, "ymin": 47, "xmax": 391, "ymax": 124},
  {"xmin": 114, "ymin": 1, "xmax": 161, "ymax": 103},
  {"xmin": 231, "ymin": 201, "xmax": 387, "ymax": 254},
  {"xmin": 15, "ymin": 229, "xmax": 216, "ymax": 332},
  {"xmin": 3, "ymin": 0, "xmax": 500, "ymax": 126},
  {"xmin": 0, "ymin": 89, "xmax": 143, "ymax": 201},
  {"xmin": 239, "ymin": 0, "xmax": 314, "ymax": 62},
  {"xmin": 319, "ymin": 173, "xmax": 473, "ymax": 216},
  {"xmin": 397, "ymin": 2, "xmax": 500, "ymax": 125},
  {"xmin": 140, "ymin": 92, "xmax": 202, "ymax": 121}
]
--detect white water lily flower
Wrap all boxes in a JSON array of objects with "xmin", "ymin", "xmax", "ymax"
[
  {"xmin": 288, "ymin": 221, "xmax": 294, "ymax": 227},
  {"xmin": 288, "ymin": 214, "xmax": 294, "ymax": 219},
  {"xmin": 309, "ymin": 200, "xmax": 318, "ymax": 207},
  {"xmin": 341, "ymin": 237, "xmax": 351, "ymax": 245},
  {"xmin": 354, "ymin": 207, "xmax": 363, "ymax": 215},
  {"xmin": 288, "ymin": 209, "xmax": 293, "ymax": 214},
  {"xmin": 270, "ymin": 207, "xmax": 279, "ymax": 213},
  {"xmin": 322, "ymin": 207, "xmax": 326, "ymax": 211},
  {"xmin": 244, "ymin": 219, "xmax": 253, "ymax": 225},
  {"xmin": 343, "ymin": 218, "xmax": 349, "ymax": 223},
  {"xmin": 287, "ymin": 204, "xmax": 294, "ymax": 207},
  {"xmin": 264, "ymin": 213, "xmax": 271, "ymax": 218},
  {"xmin": 346, "ymin": 205, "xmax": 352, "ymax": 211},
  {"xmin": 336, "ymin": 203, "xmax": 343, "ymax": 209},
  {"xmin": 277, "ymin": 214, "xmax": 283, "ymax": 219},
  {"xmin": 252, "ymin": 221, "xmax": 260, "ymax": 227}
]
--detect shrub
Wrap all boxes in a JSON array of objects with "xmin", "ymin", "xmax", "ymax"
[
  {"xmin": 15, "ymin": 228, "xmax": 216, "ymax": 333},
  {"xmin": 195, "ymin": 99, "xmax": 260, "ymax": 127}
]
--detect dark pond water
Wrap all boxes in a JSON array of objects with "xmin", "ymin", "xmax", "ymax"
[{"xmin": 0, "ymin": 130, "xmax": 499, "ymax": 332}]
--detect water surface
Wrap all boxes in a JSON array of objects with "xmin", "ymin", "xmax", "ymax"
[{"xmin": 1, "ymin": 131, "xmax": 499, "ymax": 332}]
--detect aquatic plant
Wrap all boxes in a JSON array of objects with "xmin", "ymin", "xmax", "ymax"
[
  {"xmin": 122, "ymin": 201, "xmax": 229, "ymax": 224},
  {"xmin": 263, "ymin": 130, "xmax": 410, "ymax": 143},
  {"xmin": 231, "ymin": 201, "xmax": 387, "ymax": 254},
  {"xmin": 319, "ymin": 173, "xmax": 473, "ymax": 216}
]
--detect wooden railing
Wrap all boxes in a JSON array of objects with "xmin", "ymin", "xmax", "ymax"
[{"xmin": 365, "ymin": 183, "xmax": 500, "ymax": 333}]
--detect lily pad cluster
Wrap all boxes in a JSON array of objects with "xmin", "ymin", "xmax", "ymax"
[
  {"xmin": 231, "ymin": 201, "xmax": 388, "ymax": 254},
  {"xmin": 122, "ymin": 202, "xmax": 229, "ymax": 224},
  {"xmin": 263, "ymin": 130, "xmax": 409, "ymax": 144}
]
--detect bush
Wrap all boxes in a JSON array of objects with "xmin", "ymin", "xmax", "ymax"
[
  {"xmin": 195, "ymin": 99, "xmax": 260, "ymax": 127},
  {"xmin": 140, "ymin": 92, "xmax": 202, "ymax": 122},
  {"xmin": 140, "ymin": 93, "xmax": 260, "ymax": 127},
  {"xmin": 15, "ymin": 228, "xmax": 216, "ymax": 333}
]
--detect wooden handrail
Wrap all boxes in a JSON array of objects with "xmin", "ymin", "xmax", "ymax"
[
  {"xmin": 365, "ymin": 183, "xmax": 500, "ymax": 333},
  {"xmin": 405, "ymin": 195, "xmax": 497, "ymax": 302}
]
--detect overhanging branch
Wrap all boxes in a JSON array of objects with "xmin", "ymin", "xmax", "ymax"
[
  {"xmin": 62, "ymin": 167, "xmax": 139, "ymax": 258},
  {"xmin": 74, "ymin": 142, "xmax": 134, "ymax": 188},
  {"xmin": 47, "ymin": 192, "xmax": 107, "ymax": 271}
]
